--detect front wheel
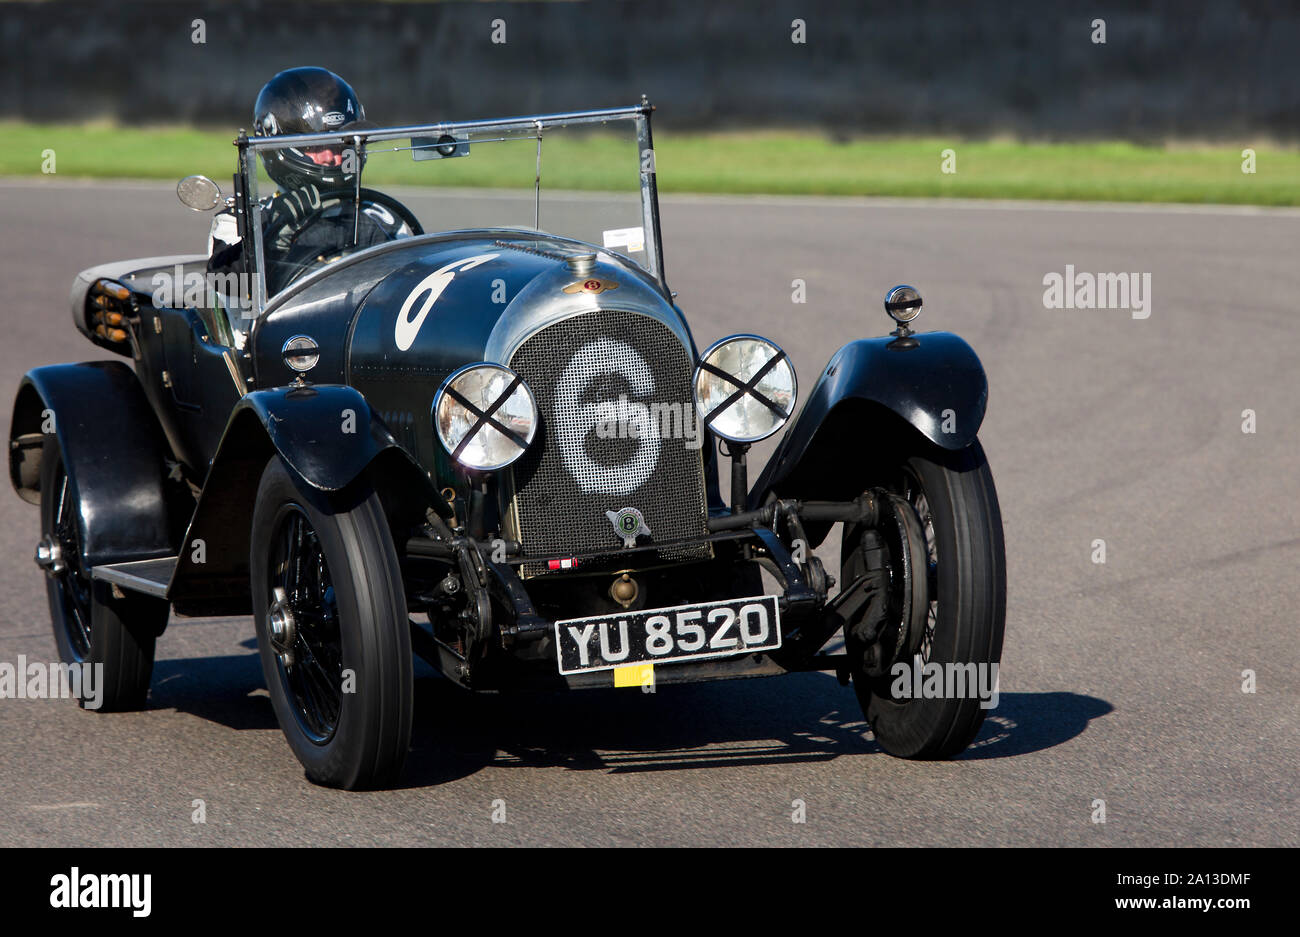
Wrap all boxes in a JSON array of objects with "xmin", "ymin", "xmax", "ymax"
[
  {"xmin": 842, "ymin": 439, "xmax": 1006, "ymax": 758},
  {"xmin": 250, "ymin": 458, "xmax": 413, "ymax": 790}
]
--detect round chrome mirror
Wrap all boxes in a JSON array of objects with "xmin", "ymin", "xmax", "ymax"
[{"xmin": 177, "ymin": 174, "xmax": 222, "ymax": 212}]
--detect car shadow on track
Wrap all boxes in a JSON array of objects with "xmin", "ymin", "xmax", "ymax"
[
  {"xmin": 399, "ymin": 673, "xmax": 1114, "ymax": 788},
  {"xmin": 958, "ymin": 690, "xmax": 1113, "ymax": 760},
  {"xmin": 148, "ymin": 650, "xmax": 1112, "ymax": 788},
  {"xmin": 151, "ymin": 652, "xmax": 278, "ymax": 732}
]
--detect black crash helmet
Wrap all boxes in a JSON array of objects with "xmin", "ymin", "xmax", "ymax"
[{"xmin": 253, "ymin": 67, "xmax": 365, "ymax": 191}]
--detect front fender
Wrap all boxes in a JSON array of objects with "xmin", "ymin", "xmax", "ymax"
[
  {"xmin": 236, "ymin": 385, "xmax": 397, "ymax": 492},
  {"xmin": 9, "ymin": 361, "xmax": 181, "ymax": 566},
  {"xmin": 750, "ymin": 331, "xmax": 988, "ymax": 506},
  {"xmin": 167, "ymin": 384, "xmax": 420, "ymax": 615}
]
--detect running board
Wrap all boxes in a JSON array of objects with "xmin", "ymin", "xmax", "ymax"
[{"xmin": 91, "ymin": 557, "xmax": 177, "ymax": 599}]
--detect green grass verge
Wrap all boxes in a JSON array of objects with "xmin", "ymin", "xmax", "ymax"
[{"xmin": 3, "ymin": 122, "xmax": 1297, "ymax": 205}]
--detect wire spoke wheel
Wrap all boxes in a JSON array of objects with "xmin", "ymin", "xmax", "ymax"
[
  {"xmin": 841, "ymin": 441, "xmax": 1006, "ymax": 759},
  {"xmin": 49, "ymin": 466, "xmax": 93, "ymax": 660},
  {"xmin": 251, "ymin": 457, "xmax": 413, "ymax": 790},
  {"xmin": 267, "ymin": 507, "xmax": 343, "ymax": 744},
  {"xmin": 37, "ymin": 437, "xmax": 165, "ymax": 711},
  {"xmin": 897, "ymin": 466, "xmax": 939, "ymax": 665}
]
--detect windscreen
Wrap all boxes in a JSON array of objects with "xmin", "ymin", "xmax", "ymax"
[{"xmin": 249, "ymin": 115, "xmax": 652, "ymax": 302}]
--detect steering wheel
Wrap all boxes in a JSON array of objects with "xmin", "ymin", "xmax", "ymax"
[
  {"xmin": 349, "ymin": 187, "xmax": 423, "ymax": 237},
  {"xmin": 264, "ymin": 187, "xmax": 424, "ymax": 289}
]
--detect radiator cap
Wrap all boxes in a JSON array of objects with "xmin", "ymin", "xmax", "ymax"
[{"xmin": 566, "ymin": 252, "xmax": 597, "ymax": 276}]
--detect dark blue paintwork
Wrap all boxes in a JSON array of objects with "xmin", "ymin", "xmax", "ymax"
[
  {"xmin": 234, "ymin": 385, "xmax": 401, "ymax": 491},
  {"xmin": 750, "ymin": 331, "xmax": 988, "ymax": 506},
  {"xmin": 9, "ymin": 362, "xmax": 180, "ymax": 567}
]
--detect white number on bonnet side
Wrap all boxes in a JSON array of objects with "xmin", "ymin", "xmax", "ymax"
[{"xmin": 393, "ymin": 253, "xmax": 499, "ymax": 351}]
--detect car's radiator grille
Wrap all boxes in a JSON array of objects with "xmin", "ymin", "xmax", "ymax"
[{"xmin": 508, "ymin": 308, "xmax": 710, "ymax": 574}]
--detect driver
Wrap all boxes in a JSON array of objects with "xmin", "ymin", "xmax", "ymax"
[{"xmin": 208, "ymin": 67, "xmax": 416, "ymax": 298}]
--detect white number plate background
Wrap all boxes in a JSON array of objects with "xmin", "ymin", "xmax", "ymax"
[{"xmin": 554, "ymin": 595, "xmax": 782, "ymax": 675}]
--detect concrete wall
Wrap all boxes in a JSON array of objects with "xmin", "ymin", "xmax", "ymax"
[{"xmin": 2, "ymin": 0, "xmax": 1297, "ymax": 140}]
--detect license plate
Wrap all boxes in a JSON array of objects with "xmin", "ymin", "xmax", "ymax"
[{"xmin": 554, "ymin": 595, "xmax": 782, "ymax": 675}]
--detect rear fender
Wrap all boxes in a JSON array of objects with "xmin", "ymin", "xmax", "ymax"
[{"xmin": 9, "ymin": 362, "xmax": 182, "ymax": 566}]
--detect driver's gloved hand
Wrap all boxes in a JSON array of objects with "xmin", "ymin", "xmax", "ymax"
[{"xmin": 266, "ymin": 183, "xmax": 323, "ymax": 249}]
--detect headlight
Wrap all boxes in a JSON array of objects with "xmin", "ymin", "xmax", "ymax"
[
  {"xmin": 693, "ymin": 335, "xmax": 797, "ymax": 443},
  {"xmin": 433, "ymin": 363, "xmax": 538, "ymax": 471}
]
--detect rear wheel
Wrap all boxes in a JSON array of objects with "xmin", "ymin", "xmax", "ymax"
[
  {"xmin": 841, "ymin": 440, "xmax": 1006, "ymax": 758},
  {"xmin": 250, "ymin": 457, "xmax": 413, "ymax": 790},
  {"xmin": 38, "ymin": 438, "xmax": 167, "ymax": 711}
]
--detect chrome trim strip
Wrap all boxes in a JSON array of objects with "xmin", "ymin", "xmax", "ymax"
[{"xmin": 243, "ymin": 106, "xmax": 649, "ymax": 151}]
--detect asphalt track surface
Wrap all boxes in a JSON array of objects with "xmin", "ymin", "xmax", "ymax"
[{"xmin": 0, "ymin": 179, "xmax": 1296, "ymax": 847}]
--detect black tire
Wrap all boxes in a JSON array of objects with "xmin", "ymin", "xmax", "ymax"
[
  {"xmin": 842, "ymin": 439, "xmax": 1006, "ymax": 759},
  {"xmin": 249, "ymin": 457, "xmax": 413, "ymax": 790},
  {"xmin": 38, "ymin": 438, "xmax": 167, "ymax": 711}
]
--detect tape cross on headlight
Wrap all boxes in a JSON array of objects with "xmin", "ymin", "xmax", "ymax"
[
  {"xmin": 697, "ymin": 349, "xmax": 793, "ymax": 426},
  {"xmin": 443, "ymin": 373, "xmax": 531, "ymax": 460}
]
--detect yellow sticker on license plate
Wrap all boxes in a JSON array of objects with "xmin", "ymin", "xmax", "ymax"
[{"xmin": 613, "ymin": 663, "xmax": 655, "ymax": 689}]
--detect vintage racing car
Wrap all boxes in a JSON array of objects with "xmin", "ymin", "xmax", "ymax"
[{"xmin": 9, "ymin": 101, "xmax": 1005, "ymax": 788}]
